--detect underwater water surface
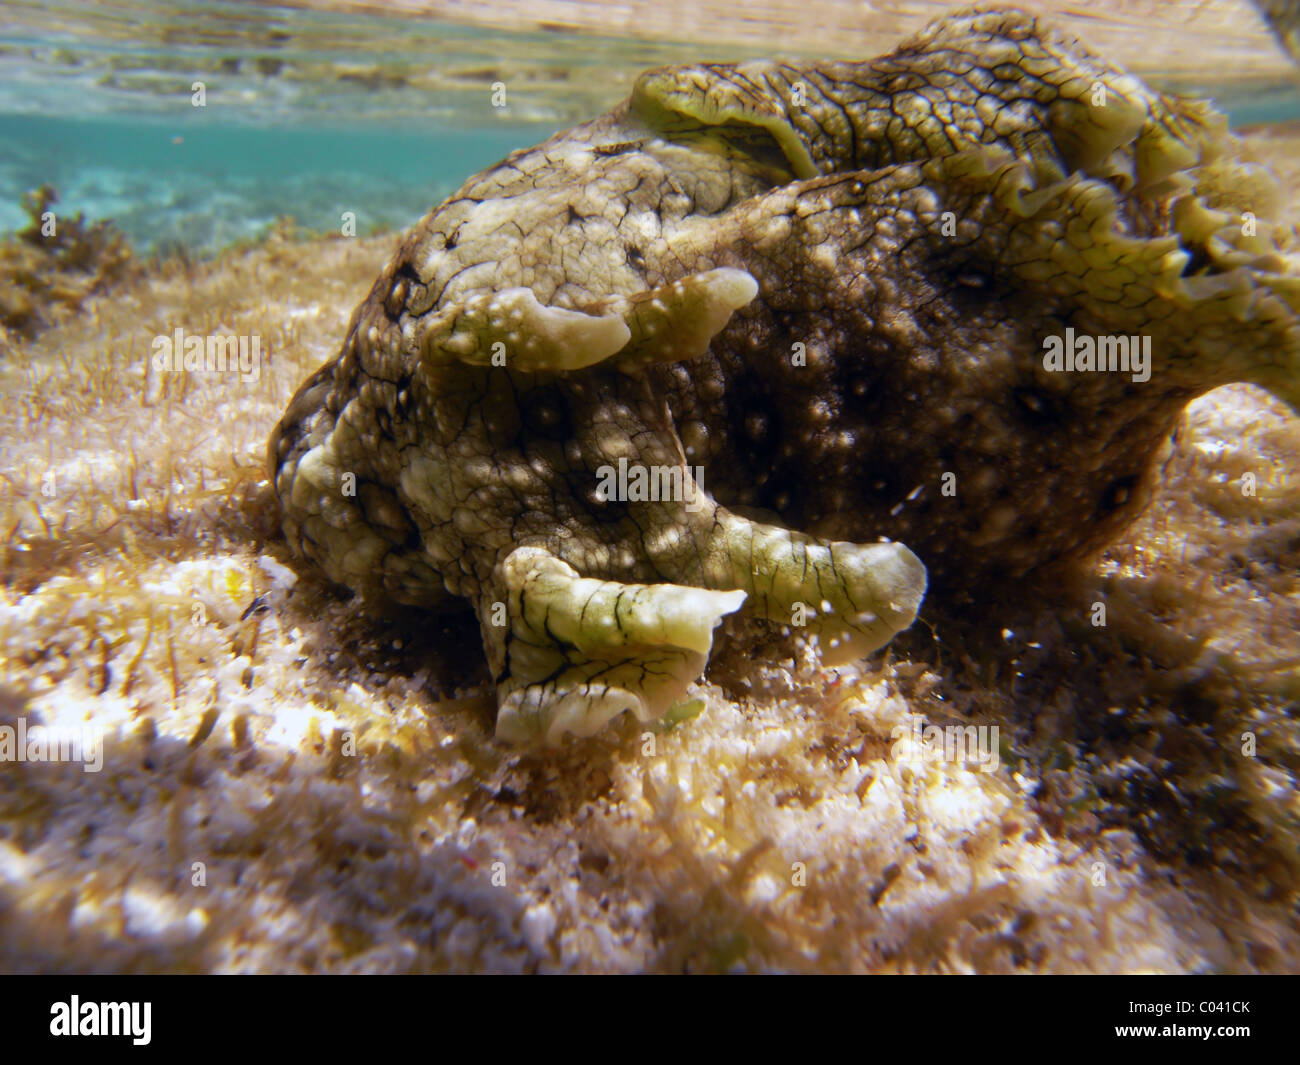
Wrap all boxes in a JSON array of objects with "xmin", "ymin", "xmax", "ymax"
[
  {"xmin": 0, "ymin": 0, "xmax": 782, "ymax": 253},
  {"xmin": 3, "ymin": 0, "xmax": 1300, "ymax": 254}
]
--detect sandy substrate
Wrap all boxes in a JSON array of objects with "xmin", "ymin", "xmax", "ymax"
[{"xmin": 1, "ymin": 128, "xmax": 1298, "ymax": 972}]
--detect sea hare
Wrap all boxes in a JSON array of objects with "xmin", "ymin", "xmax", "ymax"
[{"xmin": 269, "ymin": 7, "xmax": 1300, "ymax": 744}]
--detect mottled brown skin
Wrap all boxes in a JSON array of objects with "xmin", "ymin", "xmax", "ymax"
[{"xmin": 270, "ymin": 7, "xmax": 1300, "ymax": 742}]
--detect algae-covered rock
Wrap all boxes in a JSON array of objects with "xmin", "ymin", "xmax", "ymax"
[{"xmin": 0, "ymin": 185, "xmax": 137, "ymax": 342}]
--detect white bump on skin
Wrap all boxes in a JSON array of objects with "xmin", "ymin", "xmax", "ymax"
[
  {"xmin": 626, "ymin": 210, "xmax": 660, "ymax": 241},
  {"xmin": 812, "ymin": 243, "xmax": 839, "ymax": 271}
]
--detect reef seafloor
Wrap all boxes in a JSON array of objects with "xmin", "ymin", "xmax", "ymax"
[{"xmin": 3, "ymin": 44, "xmax": 1300, "ymax": 977}]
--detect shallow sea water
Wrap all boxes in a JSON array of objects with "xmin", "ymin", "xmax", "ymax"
[
  {"xmin": 3, "ymin": 0, "xmax": 1300, "ymax": 254},
  {"xmin": 0, "ymin": 0, "xmax": 782, "ymax": 252},
  {"xmin": 3, "ymin": 0, "xmax": 1300, "ymax": 979}
]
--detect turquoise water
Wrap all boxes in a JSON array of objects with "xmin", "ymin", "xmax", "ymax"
[
  {"xmin": 0, "ymin": 0, "xmax": 753, "ymax": 255},
  {"xmin": 2, "ymin": 0, "xmax": 1299, "ymax": 256},
  {"xmin": 0, "ymin": 111, "xmax": 550, "ymax": 253}
]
